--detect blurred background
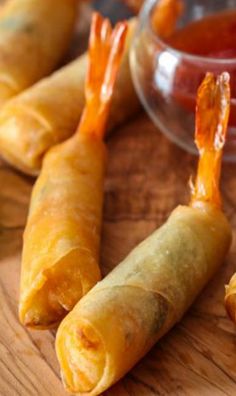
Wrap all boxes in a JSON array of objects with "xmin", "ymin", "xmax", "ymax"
[
  {"xmin": 93, "ymin": 0, "xmax": 133, "ymax": 22},
  {"xmin": 70, "ymin": 0, "xmax": 136, "ymax": 60}
]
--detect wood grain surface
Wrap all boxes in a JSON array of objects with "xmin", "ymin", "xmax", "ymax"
[
  {"xmin": 1, "ymin": 1, "xmax": 236, "ymax": 395},
  {"xmin": 1, "ymin": 113, "xmax": 236, "ymax": 396}
]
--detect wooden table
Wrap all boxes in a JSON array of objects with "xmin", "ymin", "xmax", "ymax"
[{"xmin": 1, "ymin": 1, "xmax": 236, "ymax": 395}]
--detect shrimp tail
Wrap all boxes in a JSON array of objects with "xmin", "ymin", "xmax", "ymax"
[
  {"xmin": 78, "ymin": 12, "xmax": 128, "ymax": 139},
  {"xmin": 190, "ymin": 72, "xmax": 230, "ymax": 209},
  {"xmin": 152, "ymin": 0, "xmax": 184, "ymax": 38}
]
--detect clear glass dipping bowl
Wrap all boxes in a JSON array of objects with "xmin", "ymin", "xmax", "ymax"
[{"xmin": 130, "ymin": 0, "xmax": 236, "ymax": 161}]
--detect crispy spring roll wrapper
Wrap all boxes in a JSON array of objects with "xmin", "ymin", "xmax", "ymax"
[
  {"xmin": 56, "ymin": 73, "xmax": 232, "ymax": 395},
  {"xmin": 19, "ymin": 14, "xmax": 128, "ymax": 329},
  {"xmin": 19, "ymin": 134, "xmax": 106, "ymax": 328},
  {"xmin": 56, "ymin": 204, "xmax": 231, "ymax": 395},
  {"xmin": 0, "ymin": 18, "xmax": 139, "ymax": 176},
  {"xmin": 225, "ymin": 275, "xmax": 236, "ymax": 322},
  {"xmin": 0, "ymin": 0, "xmax": 77, "ymax": 106}
]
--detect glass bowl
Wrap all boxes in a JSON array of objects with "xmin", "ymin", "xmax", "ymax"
[{"xmin": 130, "ymin": 0, "xmax": 236, "ymax": 161}]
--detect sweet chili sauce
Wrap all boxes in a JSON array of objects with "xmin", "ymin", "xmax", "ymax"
[{"xmin": 163, "ymin": 10, "xmax": 236, "ymax": 125}]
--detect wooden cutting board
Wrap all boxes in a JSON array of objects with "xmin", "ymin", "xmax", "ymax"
[{"xmin": 1, "ymin": 113, "xmax": 236, "ymax": 396}]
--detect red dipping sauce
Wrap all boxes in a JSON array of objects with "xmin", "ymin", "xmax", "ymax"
[{"xmin": 165, "ymin": 10, "xmax": 236, "ymax": 125}]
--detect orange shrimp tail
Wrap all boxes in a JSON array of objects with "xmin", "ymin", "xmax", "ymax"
[
  {"xmin": 78, "ymin": 12, "xmax": 128, "ymax": 139},
  {"xmin": 152, "ymin": 0, "xmax": 184, "ymax": 38},
  {"xmin": 190, "ymin": 72, "xmax": 230, "ymax": 209}
]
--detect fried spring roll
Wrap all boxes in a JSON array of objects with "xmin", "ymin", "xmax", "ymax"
[
  {"xmin": 225, "ymin": 275, "xmax": 236, "ymax": 321},
  {"xmin": 0, "ymin": 18, "xmax": 138, "ymax": 176},
  {"xmin": 56, "ymin": 73, "xmax": 232, "ymax": 396},
  {"xmin": 0, "ymin": 0, "xmax": 77, "ymax": 106},
  {"xmin": 19, "ymin": 14, "xmax": 128, "ymax": 329}
]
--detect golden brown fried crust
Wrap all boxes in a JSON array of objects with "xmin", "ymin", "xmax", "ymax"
[{"xmin": 225, "ymin": 293, "xmax": 236, "ymax": 323}]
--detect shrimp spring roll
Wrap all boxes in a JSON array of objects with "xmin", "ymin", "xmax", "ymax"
[
  {"xmin": 0, "ymin": 18, "xmax": 138, "ymax": 176},
  {"xmin": 19, "ymin": 13, "xmax": 128, "ymax": 329},
  {"xmin": 56, "ymin": 73, "xmax": 232, "ymax": 396},
  {"xmin": 0, "ymin": 0, "xmax": 77, "ymax": 107},
  {"xmin": 225, "ymin": 275, "xmax": 236, "ymax": 322}
]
